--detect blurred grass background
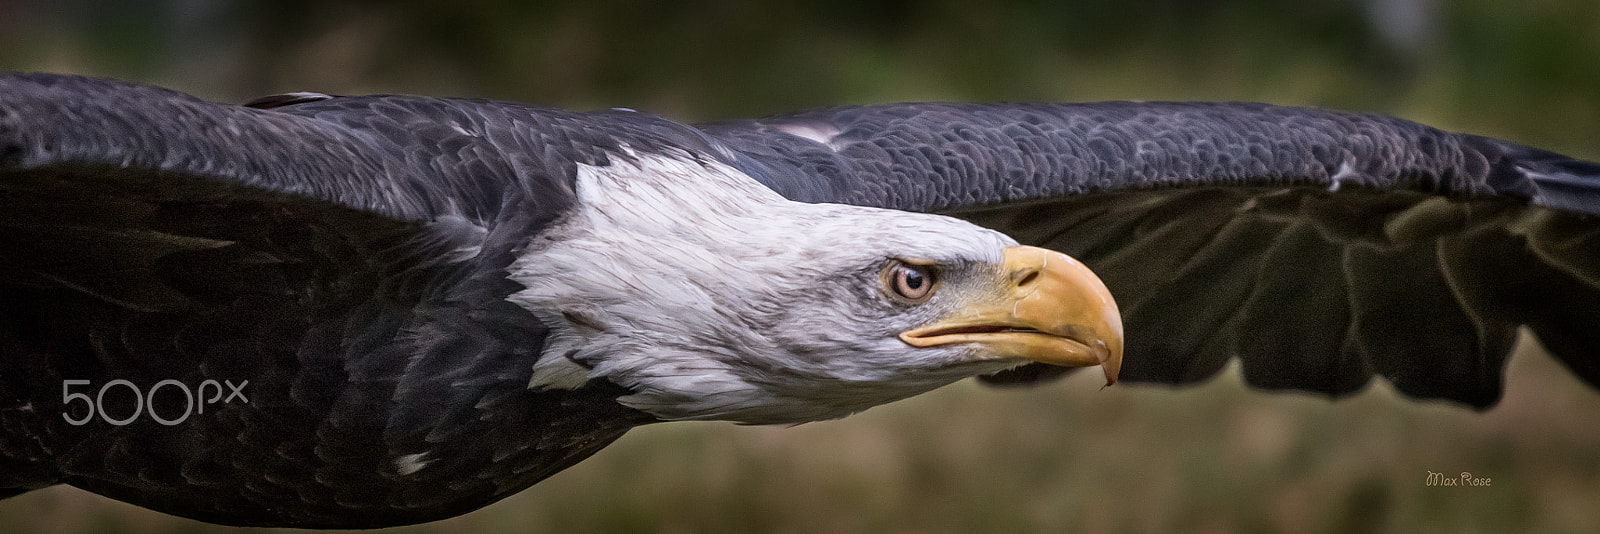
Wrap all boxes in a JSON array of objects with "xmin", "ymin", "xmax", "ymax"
[{"xmin": 2, "ymin": 0, "xmax": 1599, "ymax": 532}]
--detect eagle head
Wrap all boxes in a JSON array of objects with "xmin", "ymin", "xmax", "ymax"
[{"xmin": 509, "ymin": 150, "xmax": 1122, "ymax": 424}]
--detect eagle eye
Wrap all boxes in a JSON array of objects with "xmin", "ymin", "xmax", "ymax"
[{"xmin": 884, "ymin": 260, "xmax": 938, "ymax": 303}]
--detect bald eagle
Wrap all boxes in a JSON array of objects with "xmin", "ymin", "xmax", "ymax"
[{"xmin": 0, "ymin": 73, "xmax": 1595, "ymax": 528}]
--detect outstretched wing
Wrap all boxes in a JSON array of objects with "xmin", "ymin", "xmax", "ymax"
[
  {"xmin": 701, "ymin": 102, "xmax": 1600, "ymax": 408},
  {"xmin": 0, "ymin": 74, "xmax": 673, "ymax": 527}
]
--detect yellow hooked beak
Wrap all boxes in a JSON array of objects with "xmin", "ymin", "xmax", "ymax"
[{"xmin": 899, "ymin": 245, "xmax": 1123, "ymax": 386}]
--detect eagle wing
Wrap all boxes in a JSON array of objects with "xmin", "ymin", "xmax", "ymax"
[
  {"xmin": 701, "ymin": 102, "xmax": 1600, "ymax": 408},
  {"xmin": 0, "ymin": 74, "xmax": 675, "ymax": 527}
]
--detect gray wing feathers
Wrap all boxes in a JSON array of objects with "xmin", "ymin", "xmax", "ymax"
[
  {"xmin": 0, "ymin": 73, "xmax": 701, "ymax": 225},
  {"xmin": 702, "ymin": 102, "xmax": 1600, "ymax": 215},
  {"xmin": 1, "ymin": 74, "xmax": 429, "ymax": 219}
]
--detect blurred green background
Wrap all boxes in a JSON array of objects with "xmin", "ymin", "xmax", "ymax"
[{"xmin": 3, "ymin": 1, "xmax": 1599, "ymax": 532}]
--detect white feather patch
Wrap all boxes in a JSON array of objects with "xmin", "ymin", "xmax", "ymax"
[
  {"xmin": 1328, "ymin": 160, "xmax": 1358, "ymax": 192},
  {"xmin": 773, "ymin": 123, "xmax": 844, "ymax": 151},
  {"xmin": 393, "ymin": 452, "xmax": 434, "ymax": 476},
  {"xmin": 507, "ymin": 150, "xmax": 1017, "ymax": 423}
]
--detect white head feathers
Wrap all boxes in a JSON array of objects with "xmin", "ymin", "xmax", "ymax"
[{"xmin": 508, "ymin": 150, "xmax": 1017, "ymax": 424}]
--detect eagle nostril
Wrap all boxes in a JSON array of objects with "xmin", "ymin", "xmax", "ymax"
[{"xmin": 1012, "ymin": 268, "xmax": 1040, "ymax": 288}]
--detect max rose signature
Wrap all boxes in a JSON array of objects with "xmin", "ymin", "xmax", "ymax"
[{"xmin": 1426, "ymin": 471, "xmax": 1491, "ymax": 487}]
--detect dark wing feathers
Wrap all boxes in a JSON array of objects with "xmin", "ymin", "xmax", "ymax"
[
  {"xmin": 0, "ymin": 74, "xmax": 682, "ymax": 527},
  {"xmin": 701, "ymin": 102, "xmax": 1600, "ymax": 407},
  {"xmin": 241, "ymin": 91, "xmax": 335, "ymax": 109}
]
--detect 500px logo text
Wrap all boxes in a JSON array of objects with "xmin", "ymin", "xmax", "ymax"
[{"xmin": 62, "ymin": 379, "xmax": 248, "ymax": 426}]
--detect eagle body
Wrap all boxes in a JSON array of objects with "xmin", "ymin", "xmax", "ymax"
[{"xmin": 1, "ymin": 73, "xmax": 1597, "ymax": 528}]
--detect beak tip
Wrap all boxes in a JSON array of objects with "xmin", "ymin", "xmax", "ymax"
[
  {"xmin": 1094, "ymin": 335, "xmax": 1120, "ymax": 385},
  {"xmin": 1100, "ymin": 360, "xmax": 1119, "ymax": 388}
]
